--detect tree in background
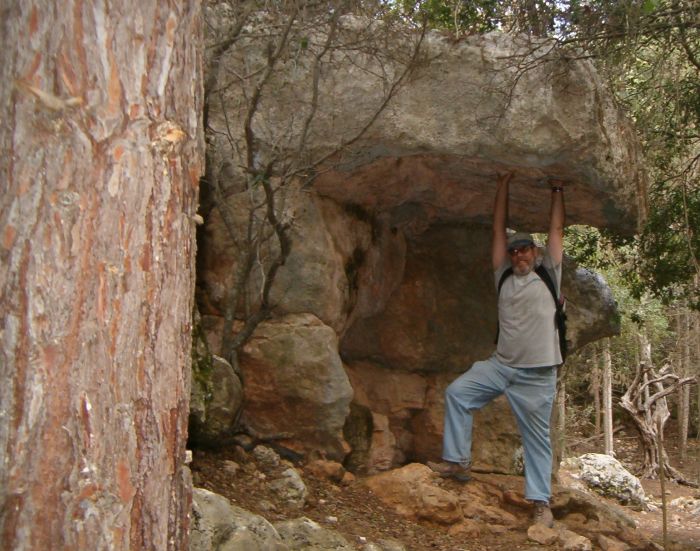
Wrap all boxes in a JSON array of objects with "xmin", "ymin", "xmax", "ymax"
[
  {"xmin": 0, "ymin": 2, "xmax": 203, "ymax": 549},
  {"xmin": 619, "ymin": 329, "xmax": 696, "ymax": 483},
  {"xmin": 564, "ymin": 225, "xmax": 698, "ymax": 482}
]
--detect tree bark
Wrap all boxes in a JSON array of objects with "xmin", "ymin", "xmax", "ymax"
[
  {"xmin": 620, "ymin": 330, "xmax": 697, "ymax": 485},
  {"xmin": 0, "ymin": 2, "xmax": 203, "ymax": 549},
  {"xmin": 678, "ymin": 307, "xmax": 690, "ymax": 461},
  {"xmin": 602, "ymin": 338, "xmax": 614, "ymax": 456},
  {"xmin": 696, "ymin": 307, "xmax": 700, "ymax": 442},
  {"xmin": 590, "ymin": 343, "xmax": 602, "ymax": 436}
]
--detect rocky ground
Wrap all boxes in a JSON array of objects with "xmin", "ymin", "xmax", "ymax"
[{"xmin": 191, "ymin": 431, "xmax": 700, "ymax": 550}]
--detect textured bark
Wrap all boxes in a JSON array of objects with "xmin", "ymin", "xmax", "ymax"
[
  {"xmin": 620, "ymin": 331, "xmax": 697, "ymax": 485},
  {"xmin": 590, "ymin": 343, "xmax": 602, "ymax": 436},
  {"xmin": 696, "ymin": 306, "xmax": 700, "ymax": 443},
  {"xmin": 602, "ymin": 338, "xmax": 614, "ymax": 456},
  {"xmin": 678, "ymin": 308, "xmax": 690, "ymax": 461},
  {"xmin": 0, "ymin": 2, "xmax": 203, "ymax": 550}
]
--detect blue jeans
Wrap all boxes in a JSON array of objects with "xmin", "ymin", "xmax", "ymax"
[{"xmin": 442, "ymin": 356, "xmax": 557, "ymax": 502}]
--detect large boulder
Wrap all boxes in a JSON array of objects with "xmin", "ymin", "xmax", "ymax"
[
  {"xmin": 561, "ymin": 454, "xmax": 648, "ymax": 509},
  {"xmin": 190, "ymin": 487, "xmax": 288, "ymax": 551},
  {"xmin": 197, "ymin": 184, "xmax": 387, "ymax": 334},
  {"xmin": 273, "ymin": 518, "xmax": 355, "ymax": 551},
  {"xmin": 189, "ymin": 311, "xmax": 243, "ymax": 448},
  {"xmin": 196, "ymin": 12, "xmax": 640, "ymax": 467},
  {"xmin": 206, "ymin": 14, "xmax": 643, "ymax": 235},
  {"xmin": 309, "ymin": 27, "xmax": 644, "ymax": 236},
  {"xmin": 237, "ymin": 313, "xmax": 354, "ymax": 460}
]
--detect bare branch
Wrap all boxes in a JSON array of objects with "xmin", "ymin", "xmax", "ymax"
[
  {"xmin": 295, "ymin": 19, "xmax": 429, "ymax": 179},
  {"xmin": 244, "ymin": 7, "xmax": 300, "ymax": 170}
]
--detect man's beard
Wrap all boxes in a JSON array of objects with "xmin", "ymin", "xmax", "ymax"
[{"xmin": 512, "ymin": 257, "xmax": 535, "ymax": 276}]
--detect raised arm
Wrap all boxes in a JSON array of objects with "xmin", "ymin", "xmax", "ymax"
[
  {"xmin": 492, "ymin": 172, "xmax": 513, "ymax": 270},
  {"xmin": 547, "ymin": 179, "xmax": 565, "ymax": 265}
]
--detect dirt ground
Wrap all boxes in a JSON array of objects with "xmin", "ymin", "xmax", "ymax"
[{"xmin": 191, "ymin": 431, "xmax": 700, "ymax": 551}]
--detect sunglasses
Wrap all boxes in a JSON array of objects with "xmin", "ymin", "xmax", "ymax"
[{"xmin": 508, "ymin": 245, "xmax": 534, "ymax": 256}]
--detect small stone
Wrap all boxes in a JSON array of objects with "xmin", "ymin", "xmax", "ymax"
[
  {"xmin": 597, "ymin": 534, "xmax": 630, "ymax": 551},
  {"xmin": 449, "ymin": 519, "xmax": 481, "ymax": 538},
  {"xmin": 341, "ymin": 471, "xmax": 356, "ymax": 486},
  {"xmin": 502, "ymin": 489, "xmax": 530, "ymax": 508},
  {"xmin": 558, "ymin": 528, "xmax": 593, "ymax": 551},
  {"xmin": 306, "ymin": 459, "xmax": 346, "ymax": 482},
  {"xmin": 527, "ymin": 523, "xmax": 558, "ymax": 545},
  {"xmin": 269, "ymin": 467, "xmax": 308, "ymax": 508},
  {"xmin": 257, "ymin": 499, "xmax": 276, "ymax": 512},
  {"xmin": 222, "ymin": 460, "xmax": 240, "ymax": 475},
  {"xmin": 376, "ymin": 538, "xmax": 407, "ymax": 551},
  {"xmin": 325, "ymin": 515, "xmax": 338, "ymax": 523},
  {"xmin": 252, "ymin": 445, "xmax": 281, "ymax": 470}
]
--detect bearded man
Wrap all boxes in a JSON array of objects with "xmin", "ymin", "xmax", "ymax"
[{"xmin": 429, "ymin": 171, "xmax": 565, "ymax": 529}]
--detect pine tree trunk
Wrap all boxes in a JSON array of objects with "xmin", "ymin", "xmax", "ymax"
[
  {"xmin": 696, "ymin": 308, "xmax": 700, "ymax": 441},
  {"xmin": 678, "ymin": 308, "xmax": 690, "ymax": 461},
  {"xmin": 0, "ymin": 3, "xmax": 203, "ymax": 549},
  {"xmin": 590, "ymin": 343, "xmax": 602, "ymax": 436},
  {"xmin": 602, "ymin": 338, "xmax": 614, "ymax": 456}
]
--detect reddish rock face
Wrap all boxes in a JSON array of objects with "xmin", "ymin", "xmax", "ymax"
[
  {"xmin": 197, "ymin": 195, "xmax": 619, "ymax": 471},
  {"xmin": 237, "ymin": 314, "xmax": 353, "ymax": 460}
]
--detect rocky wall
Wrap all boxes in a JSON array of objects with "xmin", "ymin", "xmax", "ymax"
[{"xmin": 194, "ymin": 19, "xmax": 639, "ymax": 472}]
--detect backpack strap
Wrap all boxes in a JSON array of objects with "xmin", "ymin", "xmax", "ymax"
[
  {"xmin": 534, "ymin": 265, "xmax": 568, "ymax": 360},
  {"xmin": 494, "ymin": 267, "xmax": 513, "ymax": 345},
  {"xmin": 534, "ymin": 265, "xmax": 559, "ymax": 305}
]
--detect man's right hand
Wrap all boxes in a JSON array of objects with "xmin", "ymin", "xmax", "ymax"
[{"xmin": 497, "ymin": 171, "xmax": 514, "ymax": 186}]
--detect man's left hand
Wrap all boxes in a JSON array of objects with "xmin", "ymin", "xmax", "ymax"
[{"xmin": 550, "ymin": 178, "xmax": 565, "ymax": 188}]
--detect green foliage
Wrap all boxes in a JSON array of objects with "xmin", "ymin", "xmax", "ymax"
[
  {"xmin": 392, "ymin": 0, "xmax": 501, "ymax": 35},
  {"xmin": 564, "ymin": 224, "xmax": 673, "ymax": 375},
  {"xmin": 640, "ymin": 182, "xmax": 700, "ymax": 306},
  {"xmin": 565, "ymin": 226, "xmax": 617, "ymax": 271}
]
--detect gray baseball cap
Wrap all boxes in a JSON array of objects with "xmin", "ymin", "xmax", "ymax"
[{"xmin": 507, "ymin": 232, "xmax": 535, "ymax": 251}]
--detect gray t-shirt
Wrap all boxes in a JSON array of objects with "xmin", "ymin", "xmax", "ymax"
[{"xmin": 494, "ymin": 251, "xmax": 562, "ymax": 367}]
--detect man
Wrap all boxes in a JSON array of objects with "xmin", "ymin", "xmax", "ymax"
[{"xmin": 429, "ymin": 171, "xmax": 565, "ymax": 529}]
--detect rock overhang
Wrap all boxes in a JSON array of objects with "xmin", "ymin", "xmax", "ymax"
[
  {"xmin": 277, "ymin": 28, "xmax": 643, "ymax": 236},
  {"xmin": 208, "ymin": 14, "xmax": 644, "ymax": 237},
  {"xmin": 313, "ymin": 152, "xmax": 638, "ymax": 236}
]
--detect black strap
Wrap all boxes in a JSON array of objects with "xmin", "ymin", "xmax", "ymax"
[
  {"xmin": 534, "ymin": 265, "xmax": 559, "ymax": 305},
  {"xmin": 495, "ymin": 265, "xmax": 567, "ymax": 360}
]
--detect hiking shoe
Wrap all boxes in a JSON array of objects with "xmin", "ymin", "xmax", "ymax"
[
  {"xmin": 427, "ymin": 460, "xmax": 471, "ymax": 482},
  {"xmin": 532, "ymin": 501, "xmax": 554, "ymax": 528}
]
